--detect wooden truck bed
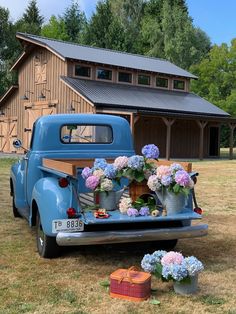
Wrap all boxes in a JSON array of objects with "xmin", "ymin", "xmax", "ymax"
[{"xmin": 42, "ymin": 158, "xmax": 192, "ymax": 177}]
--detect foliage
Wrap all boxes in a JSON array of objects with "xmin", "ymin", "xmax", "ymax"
[
  {"xmin": 63, "ymin": 2, "xmax": 87, "ymax": 43},
  {"xmin": 190, "ymin": 39, "xmax": 236, "ymax": 146},
  {"xmin": 83, "ymin": 0, "xmax": 126, "ymax": 50},
  {"xmin": 15, "ymin": 0, "xmax": 44, "ymax": 35},
  {"xmin": 41, "ymin": 15, "xmax": 70, "ymax": 41},
  {"xmin": 140, "ymin": 0, "xmax": 211, "ymax": 69}
]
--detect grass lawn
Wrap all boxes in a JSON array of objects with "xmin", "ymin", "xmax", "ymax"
[{"xmin": 0, "ymin": 158, "xmax": 236, "ymax": 314}]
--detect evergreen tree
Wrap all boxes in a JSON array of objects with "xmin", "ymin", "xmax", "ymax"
[
  {"xmin": 16, "ymin": 0, "xmax": 44, "ymax": 35},
  {"xmin": 83, "ymin": 0, "xmax": 125, "ymax": 50},
  {"xmin": 0, "ymin": 7, "xmax": 18, "ymax": 96},
  {"xmin": 63, "ymin": 1, "xmax": 87, "ymax": 42}
]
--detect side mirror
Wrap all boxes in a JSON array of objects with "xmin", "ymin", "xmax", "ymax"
[{"xmin": 13, "ymin": 139, "xmax": 22, "ymax": 149}]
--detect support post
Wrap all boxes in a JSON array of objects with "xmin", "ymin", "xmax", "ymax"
[
  {"xmin": 228, "ymin": 123, "xmax": 236, "ymax": 160},
  {"xmin": 162, "ymin": 117, "xmax": 175, "ymax": 160},
  {"xmin": 196, "ymin": 120, "xmax": 207, "ymax": 160}
]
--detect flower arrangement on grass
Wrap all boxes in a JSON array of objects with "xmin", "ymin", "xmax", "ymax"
[
  {"xmin": 141, "ymin": 250, "xmax": 204, "ymax": 283},
  {"xmin": 147, "ymin": 162, "xmax": 194, "ymax": 196},
  {"xmin": 82, "ymin": 158, "xmax": 118, "ymax": 192}
]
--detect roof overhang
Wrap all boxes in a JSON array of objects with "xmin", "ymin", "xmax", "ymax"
[
  {"xmin": 11, "ymin": 32, "xmax": 66, "ymax": 71},
  {"xmin": 0, "ymin": 85, "xmax": 18, "ymax": 106},
  {"xmin": 60, "ymin": 77, "xmax": 230, "ymax": 120}
]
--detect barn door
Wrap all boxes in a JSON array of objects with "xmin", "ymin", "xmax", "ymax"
[
  {"xmin": 0, "ymin": 117, "xmax": 18, "ymax": 153},
  {"xmin": 24, "ymin": 101, "xmax": 57, "ymax": 148}
]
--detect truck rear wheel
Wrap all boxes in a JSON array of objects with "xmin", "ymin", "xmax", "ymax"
[{"xmin": 36, "ymin": 211, "xmax": 60, "ymax": 258}]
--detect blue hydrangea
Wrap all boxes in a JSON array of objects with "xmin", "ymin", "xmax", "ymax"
[
  {"xmin": 170, "ymin": 163, "xmax": 184, "ymax": 174},
  {"xmin": 104, "ymin": 164, "xmax": 117, "ymax": 179},
  {"xmin": 142, "ymin": 144, "xmax": 160, "ymax": 159},
  {"xmin": 184, "ymin": 256, "xmax": 204, "ymax": 276},
  {"xmin": 152, "ymin": 250, "xmax": 167, "ymax": 262},
  {"xmin": 93, "ymin": 158, "xmax": 107, "ymax": 170},
  {"xmin": 161, "ymin": 174, "xmax": 173, "ymax": 186},
  {"xmin": 139, "ymin": 206, "xmax": 150, "ymax": 216},
  {"xmin": 141, "ymin": 254, "xmax": 157, "ymax": 272},
  {"xmin": 141, "ymin": 250, "xmax": 167, "ymax": 273},
  {"xmin": 128, "ymin": 155, "xmax": 144, "ymax": 170},
  {"xmin": 162, "ymin": 263, "xmax": 188, "ymax": 282}
]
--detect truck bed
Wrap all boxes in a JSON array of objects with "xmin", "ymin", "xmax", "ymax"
[{"xmin": 42, "ymin": 158, "xmax": 192, "ymax": 177}]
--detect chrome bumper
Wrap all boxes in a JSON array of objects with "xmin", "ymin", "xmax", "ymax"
[{"xmin": 56, "ymin": 224, "xmax": 208, "ymax": 246}]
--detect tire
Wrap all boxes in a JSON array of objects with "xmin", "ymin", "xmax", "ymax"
[
  {"xmin": 156, "ymin": 239, "xmax": 178, "ymax": 250},
  {"xmin": 36, "ymin": 211, "xmax": 60, "ymax": 258},
  {"xmin": 12, "ymin": 193, "xmax": 22, "ymax": 218}
]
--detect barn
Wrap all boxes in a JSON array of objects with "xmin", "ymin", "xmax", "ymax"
[{"xmin": 0, "ymin": 32, "xmax": 234, "ymax": 158}]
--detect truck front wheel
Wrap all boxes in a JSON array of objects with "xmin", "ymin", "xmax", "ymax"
[{"xmin": 36, "ymin": 211, "xmax": 60, "ymax": 258}]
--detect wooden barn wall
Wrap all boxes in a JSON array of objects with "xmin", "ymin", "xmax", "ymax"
[
  {"xmin": 134, "ymin": 117, "xmax": 167, "ymax": 157},
  {"xmin": 5, "ymin": 47, "xmax": 93, "ymax": 142},
  {"xmin": 134, "ymin": 117, "xmax": 220, "ymax": 159},
  {"xmin": 170, "ymin": 120, "xmax": 199, "ymax": 158}
]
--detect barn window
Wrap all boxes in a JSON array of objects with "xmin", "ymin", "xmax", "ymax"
[
  {"xmin": 156, "ymin": 77, "xmax": 168, "ymax": 88},
  {"xmin": 173, "ymin": 79, "xmax": 185, "ymax": 90},
  {"xmin": 75, "ymin": 65, "xmax": 91, "ymax": 77},
  {"xmin": 138, "ymin": 74, "xmax": 150, "ymax": 86},
  {"xmin": 118, "ymin": 72, "xmax": 132, "ymax": 83},
  {"xmin": 61, "ymin": 124, "xmax": 113, "ymax": 144},
  {"xmin": 97, "ymin": 69, "xmax": 112, "ymax": 80}
]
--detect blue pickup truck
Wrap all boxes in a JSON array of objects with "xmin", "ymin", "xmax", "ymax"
[{"xmin": 10, "ymin": 114, "xmax": 208, "ymax": 258}]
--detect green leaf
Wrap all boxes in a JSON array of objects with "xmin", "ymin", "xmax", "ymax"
[
  {"xmin": 99, "ymin": 280, "xmax": 110, "ymax": 287},
  {"xmin": 149, "ymin": 299, "xmax": 161, "ymax": 305}
]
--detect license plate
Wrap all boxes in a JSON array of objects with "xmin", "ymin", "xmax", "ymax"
[{"xmin": 52, "ymin": 219, "xmax": 84, "ymax": 233}]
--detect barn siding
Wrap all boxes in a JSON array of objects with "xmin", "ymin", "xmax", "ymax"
[{"xmin": 1, "ymin": 48, "xmax": 93, "ymax": 147}]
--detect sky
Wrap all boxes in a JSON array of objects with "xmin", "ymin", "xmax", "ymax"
[{"xmin": 0, "ymin": 0, "xmax": 235, "ymax": 46}]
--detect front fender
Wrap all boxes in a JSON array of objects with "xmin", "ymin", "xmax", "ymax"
[
  {"xmin": 31, "ymin": 177, "xmax": 74, "ymax": 236},
  {"xmin": 10, "ymin": 160, "xmax": 28, "ymax": 210}
]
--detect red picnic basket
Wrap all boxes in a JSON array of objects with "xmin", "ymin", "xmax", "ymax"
[{"xmin": 110, "ymin": 266, "xmax": 151, "ymax": 301}]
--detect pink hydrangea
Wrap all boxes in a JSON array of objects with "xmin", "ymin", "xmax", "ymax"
[
  {"xmin": 85, "ymin": 175, "xmax": 100, "ymax": 190},
  {"xmin": 161, "ymin": 251, "xmax": 184, "ymax": 266},
  {"xmin": 156, "ymin": 165, "xmax": 171, "ymax": 179},
  {"xmin": 114, "ymin": 156, "xmax": 129, "ymax": 170},
  {"xmin": 174, "ymin": 170, "xmax": 191, "ymax": 187}
]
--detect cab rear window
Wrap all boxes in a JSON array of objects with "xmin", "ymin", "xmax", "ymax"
[{"xmin": 61, "ymin": 124, "xmax": 113, "ymax": 143}]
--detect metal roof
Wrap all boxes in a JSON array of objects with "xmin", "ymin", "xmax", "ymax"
[
  {"xmin": 16, "ymin": 32, "xmax": 197, "ymax": 79},
  {"xmin": 61, "ymin": 77, "xmax": 229, "ymax": 117}
]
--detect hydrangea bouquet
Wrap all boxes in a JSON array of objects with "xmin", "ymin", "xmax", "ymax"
[
  {"xmin": 82, "ymin": 158, "xmax": 118, "ymax": 192},
  {"xmin": 141, "ymin": 250, "xmax": 204, "ymax": 283},
  {"xmin": 115, "ymin": 144, "xmax": 159, "ymax": 183},
  {"xmin": 147, "ymin": 163, "xmax": 194, "ymax": 196}
]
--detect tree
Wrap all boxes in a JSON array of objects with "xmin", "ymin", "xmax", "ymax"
[
  {"xmin": 190, "ymin": 40, "xmax": 236, "ymax": 146},
  {"xmin": 0, "ymin": 7, "xmax": 18, "ymax": 96},
  {"xmin": 110, "ymin": 0, "xmax": 145, "ymax": 53},
  {"xmin": 63, "ymin": 1, "xmax": 87, "ymax": 42},
  {"xmin": 140, "ymin": 0, "xmax": 211, "ymax": 69},
  {"xmin": 15, "ymin": 0, "xmax": 44, "ymax": 35},
  {"xmin": 41, "ymin": 15, "xmax": 69, "ymax": 41},
  {"xmin": 83, "ymin": 0, "xmax": 125, "ymax": 50}
]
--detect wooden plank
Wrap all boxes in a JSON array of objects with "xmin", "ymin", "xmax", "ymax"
[
  {"xmin": 43, "ymin": 158, "xmax": 115, "ymax": 176},
  {"xmin": 148, "ymin": 159, "xmax": 192, "ymax": 172}
]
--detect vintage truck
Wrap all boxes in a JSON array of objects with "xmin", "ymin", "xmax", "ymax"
[{"xmin": 10, "ymin": 114, "xmax": 208, "ymax": 258}]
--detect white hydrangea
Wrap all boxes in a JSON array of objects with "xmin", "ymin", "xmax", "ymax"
[
  {"xmin": 100, "ymin": 178, "xmax": 113, "ymax": 191},
  {"xmin": 119, "ymin": 196, "xmax": 132, "ymax": 214}
]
